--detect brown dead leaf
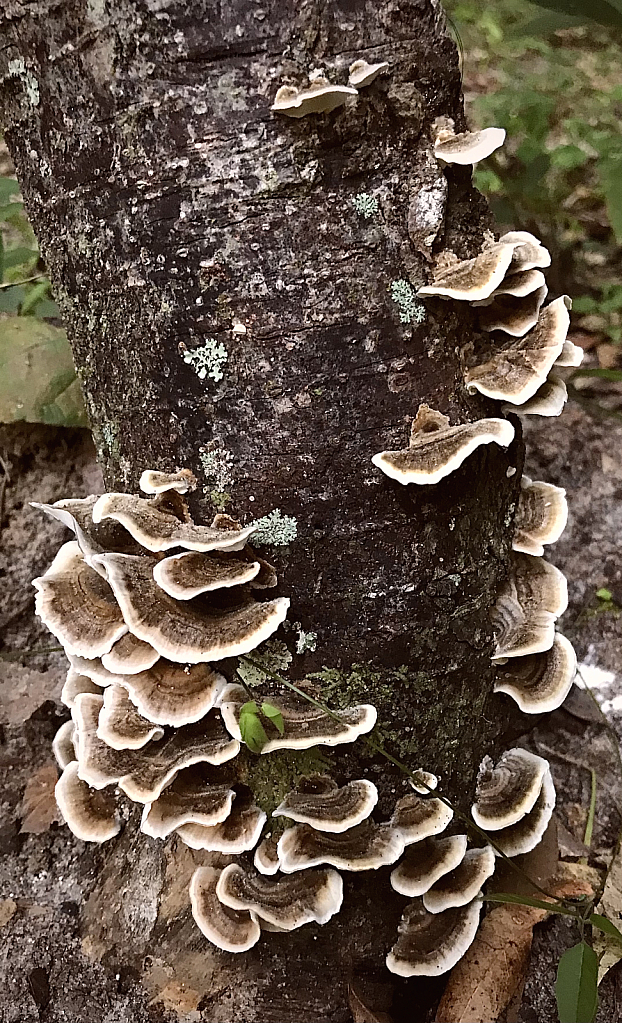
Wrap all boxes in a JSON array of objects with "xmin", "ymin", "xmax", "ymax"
[
  {"xmin": 20, "ymin": 762, "xmax": 60, "ymax": 834},
  {"xmin": 434, "ymin": 874, "xmax": 595, "ymax": 1023},
  {"xmin": 0, "ymin": 662, "xmax": 63, "ymax": 725},
  {"xmin": 0, "ymin": 899, "xmax": 17, "ymax": 927},
  {"xmin": 594, "ymin": 843, "xmax": 622, "ymax": 984},
  {"xmin": 348, "ymin": 984, "xmax": 393, "ymax": 1023}
]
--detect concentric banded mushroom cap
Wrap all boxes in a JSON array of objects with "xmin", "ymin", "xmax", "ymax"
[
  {"xmin": 555, "ymin": 338, "xmax": 584, "ymax": 368},
  {"xmin": 502, "ymin": 374, "xmax": 568, "ymax": 418},
  {"xmin": 500, "ymin": 231, "xmax": 551, "ymax": 272},
  {"xmin": 139, "ymin": 469, "xmax": 197, "ymax": 495},
  {"xmin": 478, "ymin": 285, "xmax": 548, "ymax": 338},
  {"xmin": 219, "ymin": 683, "xmax": 377, "ymax": 752},
  {"xmin": 471, "ymin": 748, "xmax": 550, "ymax": 830},
  {"xmin": 92, "ymin": 493, "xmax": 257, "ymax": 553},
  {"xmin": 390, "ymin": 792, "xmax": 454, "ymax": 845},
  {"xmin": 217, "ymin": 863, "xmax": 343, "ymax": 930},
  {"xmin": 53, "ymin": 720, "xmax": 77, "ymax": 770},
  {"xmin": 277, "ymin": 820, "xmax": 404, "ymax": 873},
  {"xmin": 31, "ymin": 496, "xmax": 141, "ymax": 566},
  {"xmin": 61, "ymin": 667, "xmax": 103, "ymax": 709},
  {"xmin": 390, "ymin": 835, "xmax": 468, "ymax": 897},
  {"xmin": 417, "ymin": 242, "xmax": 518, "ymax": 302},
  {"xmin": 386, "ymin": 898, "xmax": 482, "ymax": 977},
  {"xmin": 371, "ymin": 405, "xmax": 515, "ymax": 486},
  {"xmin": 190, "ymin": 866, "xmax": 260, "ymax": 953},
  {"xmin": 348, "ymin": 59, "xmax": 390, "ymax": 88},
  {"xmin": 273, "ymin": 778, "xmax": 378, "ymax": 833},
  {"xmin": 489, "ymin": 268, "xmax": 547, "ymax": 300},
  {"xmin": 490, "ymin": 768, "xmax": 556, "ymax": 857},
  {"xmin": 409, "ymin": 770, "xmax": 439, "ymax": 795},
  {"xmin": 176, "ymin": 802, "xmax": 266, "ymax": 852},
  {"xmin": 512, "ymin": 477, "xmax": 568, "ymax": 557},
  {"xmin": 74, "ymin": 692, "xmax": 239, "ymax": 802},
  {"xmin": 422, "ymin": 845, "xmax": 495, "ymax": 913},
  {"xmin": 465, "ymin": 296, "xmax": 570, "ymax": 405},
  {"xmin": 93, "ymin": 552, "xmax": 290, "ymax": 664},
  {"xmin": 55, "ymin": 761, "xmax": 121, "ymax": 843},
  {"xmin": 492, "ymin": 554, "xmax": 568, "ymax": 660},
  {"xmin": 271, "ymin": 79, "xmax": 358, "ymax": 118},
  {"xmin": 140, "ymin": 768, "xmax": 236, "ymax": 839},
  {"xmin": 97, "ymin": 685, "xmax": 165, "ymax": 750},
  {"xmin": 153, "ymin": 550, "xmax": 261, "ymax": 600},
  {"xmin": 254, "ymin": 835, "xmax": 281, "ymax": 875},
  {"xmin": 33, "ymin": 541, "xmax": 128, "ymax": 658},
  {"xmin": 494, "ymin": 633, "xmax": 576, "ymax": 714},
  {"xmin": 433, "ymin": 126, "xmax": 506, "ymax": 165},
  {"xmin": 101, "ymin": 632, "xmax": 160, "ymax": 675}
]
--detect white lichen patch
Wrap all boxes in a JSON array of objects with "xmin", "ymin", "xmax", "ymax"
[
  {"xmin": 237, "ymin": 639, "xmax": 293, "ymax": 688},
  {"xmin": 199, "ymin": 445, "xmax": 234, "ymax": 491},
  {"xmin": 353, "ymin": 193, "xmax": 379, "ymax": 219},
  {"xmin": 182, "ymin": 338, "xmax": 228, "ymax": 382},
  {"xmin": 390, "ymin": 280, "xmax": 426, "ymax": 325},
  {"xmin": 295, "ymin": 625, "xmax": 317, "ymax": 655},
  {"xmin": 250, "ymin": 508, "xmax": 298, "ymax": 546},
  {"xmin": 7, "ymin": 59, "xmax": 40, "ymax": 107}
]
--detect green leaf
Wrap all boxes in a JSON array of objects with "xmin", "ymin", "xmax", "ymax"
[
  {"xmin": 483, "ymin": 892, "xmax": 580, "ymax": 916},
  {"xmin": 0, "ymin": 318, "xmax": 87, "ymax": 427},
  {"xmin": 523, "ymin": 0, "xmax": 622, "ymax": 30},
  {"xmin": 556, "ymin": 942, "xmax": 599, "ymax": 1023},
  {"xmin": 0, "ymin": 178, "xmax": 21, "ymax": 204},
  {"xmin": 0, "ymin": 202, "xmax": 25, "ymax": 222},
  {"xmin": 596, "ymin": 588, "xmax": 613, "ymax": 602},
  {"xmin": 2, "ymin": 246, "xmax": 38, "ymax": 272},
  {"xmin": 19, "ymin": 279, "xmax": 50, "ymax": 316},
  {"xmin": 261, "ymin": 702, "xmax": 285, "ymax": 735},
  {"xmin": 590, "ymin": 914, "xmax": 622, "ymax": 944},
  {"xmin": 573, "ymin": 368, "xmax": 622, "ymax": 382},
  {"xmin": 598, "ymin": 153, "xmax": 622, "ymax": 243},
  {"xmin": 239, "ymin": 705, "xmax": 268, "ymax": 754}
]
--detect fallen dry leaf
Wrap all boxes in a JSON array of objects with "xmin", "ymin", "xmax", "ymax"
[
  {"xmin": 0, "ymin": 662, "xmax": 63, "ymax": 725},
  {"xmin": 594, "ymin": 843, "xmax": 622, "ymax": 984},
  {"xmin": 434, "ymin": 875, "xmax": 594, "ymax": 1023},
  {"xmin": 348, "ymin": 983, "xmax": 393, "ymax": 1023},
  {"xmin": 0, "ymin": 899, "xmax": 17, "ymax": 927},
  {"xmin": 19, "ymin": 762, "xmax": 60, "ymax": 834}
]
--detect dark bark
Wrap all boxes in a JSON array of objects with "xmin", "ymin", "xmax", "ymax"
[{"xmin": 0, "ymin": 2, "xmax": 522, "ymax": 1020}]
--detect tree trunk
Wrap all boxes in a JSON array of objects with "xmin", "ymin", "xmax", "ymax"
[{"xmin": 0, "ymin": 1, "xmax": 521, "ymax": 1020}]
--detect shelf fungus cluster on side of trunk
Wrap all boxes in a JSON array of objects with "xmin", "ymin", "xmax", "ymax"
[{"xmin": 30, "ymin": 99, "xmax": 581, "ymax": 990}]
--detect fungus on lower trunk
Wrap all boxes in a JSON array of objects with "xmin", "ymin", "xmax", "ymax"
[
  {"xmin": 216, "ymin": 863, "xmax": 344, "ymax": 930},
  {"xmin": 471, "ymin": 748, "xmax": 550, "ymax": 830},
  {"xmin": 190, "ymin": 866, "xmax": 260, "ymax": 954},
  {"xmin": 386, "ymin": 899, "xmax": 482, "ymax": 977}
]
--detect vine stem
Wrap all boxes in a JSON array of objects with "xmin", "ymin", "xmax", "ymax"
[{"xmin": 238, "ymin": 654, "xmax": 581, "ymax": 912}]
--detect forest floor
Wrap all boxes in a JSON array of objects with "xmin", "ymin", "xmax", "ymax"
[{"xmin": 1, "ymin": 383, "xmax": 621, "ymax": 1023}]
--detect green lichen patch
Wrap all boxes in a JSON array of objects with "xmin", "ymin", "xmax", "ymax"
[
  {"xmin": 294, "ymin": 624, "xmax": 317, "ymax": 655},
  {"xmin": 237, "ymin": 640, "xmax": 293, "ymax": 688},
  {"xmin": 390, "ymin": 279, "xmax": 426, "ymax": 324},
  {"xmin": 250, "ymin": 508, "xmax": 298, "ymax": 546},
  {"xmin": 182, "ymin": 337, "xmax": 228, "ymax": 382},
  {"xmin": 353, "ymin": 192, "xmax": 379, "ymax": 219},
  {"xmin": 236, "ymin": 747, "xmax": 332, "ymax": 818}
]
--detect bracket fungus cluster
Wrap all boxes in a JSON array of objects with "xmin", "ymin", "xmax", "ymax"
[{"xmin": 271, "ymin": 59, "xmax": 389, "ymax": 118}]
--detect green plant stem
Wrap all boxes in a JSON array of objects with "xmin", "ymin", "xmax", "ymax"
[
  {"xmin": 238, "ymin": 654, "xmax": 577, "ymax": 909},
  {"xmin": 0, "ymin": 273, "xmax": 46, "ymax": 290}
]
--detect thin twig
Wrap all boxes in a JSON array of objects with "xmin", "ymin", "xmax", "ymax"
[{"xmin": 0, "ymin": 273, "xmax": 46, "ymax": 290}]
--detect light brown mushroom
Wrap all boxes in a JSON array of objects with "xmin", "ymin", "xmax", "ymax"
[
  {"xmin": 97, "ymin": 685, "xmax": 165, "ymax": 750},
  {"xmin": 73, "ymin": 692, "xmax": 239, "ymax": 802},
  {"xmin": 271, "ymin": 78, "xmax": 358, "ymax": 118},
  {"xmin": 139, "ymin": 468, "xmax": 197, "ymax": 495},
  {"xmin": 465, "ymin": 296, "xmax": 570, "ymax": 404},
  {"xmin": 555, "ymin": 338, "xmax": 584, "ymax": 368},
  {"xmin": 493, "ymin": 633, "xmax": 576, "ymax": 714},
  {"xmin": 52, "ymin": 720, "xmax": 77, "ymax": 769},
  {"xmin": 217, "ymin": 863, "xmax": 343, "ymax": 930},
  {"xmin": 153, "ymin": 550, "xmax": 261, "ymax": 600},
  {"xmin": 386, "ymin": 898, "xmax": 482, "ymax": 977},
  {"xmin": 371, "ymin": 405, "xmax": 514, "ymax": 486},
  {"xmin": 277, "ymin": 820, "xmax": 404, "ymax": 873},
  {"xmin": 140, "ymin": 767, "xmax": 236, "ymax": 839},
  {"xmin": 92, "ymin": 492, "xmax": 256, "ymax": 553},
  {"xmin": 417, "ymin": 242, "xmax": 518, "ymax": 302},
  {"xmin": 101, "ymin": 632, "xmax": 160, "ymax": 675},
  {"xmin": 254, "ymin": 834, "xmax": 281, "ymax": 875},
  {"xmin": 478, "ymin": 285, "xmax": 548, "ymax": 338},
  {"xmin": 422, "ymin": 846, "xmax": 495, "ymax": 913},
  {"xmin": 348, "ymin": 60, "xmax": 390, "ymax": 88},
  {"xmin": 219, "ymin": 683, "xmax": 376, "ymax": 752},
  {"xmin": 190, "ymin": 865, "xmax": 260, "ymax": 953},
  {"xmin": 502, "ymin": 374, "xmax": 568, "ymax": 418},
  {"xmin": 492, "ymin": 554, "xmax": 568, "ymax": 660},
  {"xmin": 489, "ymin": 768, "xmax": 556, "ymax": 857},
  {"xmin": 176, "ymin": 801, "xmax": 266, "ymax": 852},
  {"xmin": 500, "ymin": 230, "xmax": 551, "ymax": 272},
  {"xmin": 390, "ymin": 792, "xmax": 454, "ymax": 845},
  {"xmin": 93, "ymin": 552, "xmax": 290, "ymax": 664},
  {"xmin": 55, "ymin": 761, "xmax": 121, "ymax": 843},
  {"xmin": 273, "ymin": 777, "xmax": 378, "ymax": 833},
  {"xmin": 433, "ymin": 126, "xmax": 505, "ymax": 166},
  {"xmin": 471, "ymin": 748, "xmax": 550, "ymax": 830},
  {"xmin": 33, "ymin": 541, "xmax": 128, "ymax": 658},
  {"xmin": 60, "ymin": 667, "xmax": 103, "ymax": 709},
  {"xmin": 512, "ymin": 477, "xmax": 568, "ymax": 557},
  {"xmin": 390, "ymin": 835, "xmax": 468, "ymax": 897}
]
